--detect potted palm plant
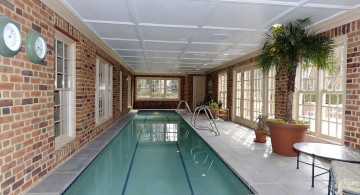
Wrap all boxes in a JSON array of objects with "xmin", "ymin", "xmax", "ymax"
[
  {"xmin": 258, "ymin": 18, "xmax": 335, "ymax": 156},
  {"xmin": 254, "ymin": 115, "xmax": 268, "ymax": 143}
]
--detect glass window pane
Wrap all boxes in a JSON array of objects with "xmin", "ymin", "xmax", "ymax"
[
  {"xmin": 54, "ymin": 122, "xmax": 61, "ymax": 137},
  {"xmin": 54, "ymin": 106, "xmax": 61, "ymax": 122},
  {"xmin": 64, "ymin": 43, "xmax": 69, "ymax": 59},
  {"xmin": 57, "ymin": 57, "xmax": 63, "ymax": 73},
  {"xmin": 64, "ymin": 59, "xmax": 69, "ymax": 74},
  {"xmin": 54, "ymin": 91, "xmax": 60, "ymax": 105},
  {"xmin": 57, "ymin": 40, "xmax": 63, "ymax": 57},
  {"xmin": 57, "ymin": 74, "xmax": 63, "ymax": 88}
]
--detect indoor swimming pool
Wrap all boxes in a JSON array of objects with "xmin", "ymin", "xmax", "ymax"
[{"xmin": 64, "ymin": 111, "xmax": 254, "ymax": 195}]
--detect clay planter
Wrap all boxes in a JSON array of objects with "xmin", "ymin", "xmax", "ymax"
[
  {"xmin": 253, "ymin": 129, "xmax": 268, "ymax": 143},
  {"xmin": 209, "ymin": 109, "xmax": 219, "ymax": 119},
  {"xmin": 267, "ymin": 122, "xmax": 309, "ymax": 157}
]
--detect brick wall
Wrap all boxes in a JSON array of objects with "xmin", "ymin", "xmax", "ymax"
[{"xmin": 0, "ymin": 1, "xmax": 132, "ymax": 194}]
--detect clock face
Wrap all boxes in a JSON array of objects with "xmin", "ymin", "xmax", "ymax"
[
  {"xmin": 3, "ymin": 23, "xmax": 21, "ymax": 51},
  {"xmin": 35, "ymin": 36, "xmax": 46, "ymax": 58},
  {"xmin": 25, "ymin": 30, "xmax": 47, "ymax": 64}
]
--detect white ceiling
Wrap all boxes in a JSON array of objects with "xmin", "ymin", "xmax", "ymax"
[{"xmin": 61, "ymin": 0, "xmax": 360, "ymax": 74}]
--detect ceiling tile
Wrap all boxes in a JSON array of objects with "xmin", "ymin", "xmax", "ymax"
[
  {"xmin": 87, "ymin": 23, "xmax": 137, "ymax": 39},
  {"xmin": 122, "ymin": 56, "xmax": 146, "ymax": 61},
  {"xmin": 135, "ymin": 0, "xmax": 216, "ymax": 26},
  {"xmin": 272, "ymin": 7, "xmax": 348, "ymax": 28},
  {"xmin": 63, "ymin": 0, "xmax": 132, "ymax": 22},
  {"xmin": 207, "ymin": 2, "xmax": 291, "ymax": 29},
  {"xmin": 139, "ymin": 25, "xmax": 196, "ymax": 42},
  {"xmin": 145, "ymin": 51, "xmax": 182, "ymax": 58},
  {"xmin": 186, "ymin": 43, "xmax": 231, "ymax": 53},
  {"xmin": 305, "ymin": 0, "xmax": 360, "ymax": 7},
  {"xmin": 106, "ymin": 40, "xmax": 142, "ymax": 50},
  {"xmin": 116, "ymin": 50, "xmax": 144, "ymax": 57},
  {"xmin": 147, "ymin": 58, "xmax": 177, "ymax": 63},
  {"xmin": 143, "ymin": 41, "xmax": 187, "ymax": 51},
  {"xmin": 182, "ymin": 52, "xmax": 218, "ymax": 59},
  {"xmin": 192, "ymin": 28, "xmax": 253, "ymax": 44}
]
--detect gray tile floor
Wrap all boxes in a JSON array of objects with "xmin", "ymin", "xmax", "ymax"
[{"xmin": 179, "ymin": 112, "xmax": 330, "ymax": 195}]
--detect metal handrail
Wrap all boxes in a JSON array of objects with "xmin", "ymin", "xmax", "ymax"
[
  {"xmin": 176, "ymin": 100, "xmax": 192, "ymax": 116},
  {"xmin": 191, "ymin": 105, "xmax": 220, "ymax": 136}
]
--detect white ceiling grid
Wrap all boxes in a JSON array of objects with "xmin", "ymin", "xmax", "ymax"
[{"xmin": 61, "ymin": 0, "xmax": 360, "ymax": 74}]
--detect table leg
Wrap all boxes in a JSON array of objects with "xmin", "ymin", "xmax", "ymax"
[
  {"xmin": 312, "ymin": 154, "xmax": 315, "ymax": 187},
  {"xmin": 328, "ymin": 169, "xmax": 331, "ymax": 195},
  {"xmin": 297, "ymin": 151, "xmax": 300, "ymax": 169}
]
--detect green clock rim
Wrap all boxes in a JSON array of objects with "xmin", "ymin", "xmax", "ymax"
[
  {"xmin": 0, "ymin": 15, "xmax": 22, "ymax": 57},
  {"xmin": 25, "ymin": 30, "xmax": 47, "ymax": 64}
]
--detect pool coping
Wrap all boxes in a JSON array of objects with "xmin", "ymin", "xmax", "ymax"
[{"xmin": 24, "ymin": 111, "xmax": 137, "ymax": 195}]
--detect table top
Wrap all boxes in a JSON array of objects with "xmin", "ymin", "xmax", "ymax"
[{"xmin": 293, "ymin": 142, "xmax": 360, "ymax": 163}]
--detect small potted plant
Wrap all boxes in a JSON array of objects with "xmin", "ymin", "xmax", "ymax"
[
  {"xmin": 254, "ymin": 115, "xmax": 268, "ymax": 143},
  {"xmin": 208, "ymin": 102, "xmax": 219, "ymax": 119}
]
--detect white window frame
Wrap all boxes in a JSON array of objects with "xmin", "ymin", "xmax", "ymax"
[
  {"xmin": 54, "ymin": 30, "xmax": 76, "ymax": 149},
  {"xmin": 294, "ymin": 36, "xmax": 346, "ymax": 142},
  {"xmin": 95, "ymin": 57, "xmax": 113, "ymax": 125},
  {"xmin": 135, "ymin": 77, "xmax": 181, "ymax": 101},
  {"xmin": 218, "ymin": 72, "xmax": 227, "ymax": 108}
]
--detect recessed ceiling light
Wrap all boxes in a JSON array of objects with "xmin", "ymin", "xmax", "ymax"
[
  {"xmin": 272, "ymin": 24, "xmax": 282, "ymax": 28},
  {"xmin": 204, "ymin": 63, "xmax": 208, "ymax": 66},
  {"xmin": 224, "ymin": 53, "xmax": 229, "ymax": 56}
]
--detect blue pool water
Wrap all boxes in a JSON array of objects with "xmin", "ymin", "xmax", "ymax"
[{"xmin": 64, "ymin": 111, "xmax": 254, "ymax": 195}]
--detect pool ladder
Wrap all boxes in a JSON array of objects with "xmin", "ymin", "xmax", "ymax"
[
  {"xmin": 177, "ymin": 101, "xmax": 220, "ymax": 136},
  {"xmin": 176, "ymin": 100, "xmax": 193, "ymax": 116},
  {"xmin": 192, "ymin": 105, "xmax": 220, "ymax": 136}
]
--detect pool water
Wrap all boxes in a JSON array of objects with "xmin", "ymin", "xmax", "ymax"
[{"xmin": 64, "ymin": 111, "xmax": 254, "ymax": 195}]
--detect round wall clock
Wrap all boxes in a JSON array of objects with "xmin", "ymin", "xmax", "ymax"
[
  {"xmin": 0, "ymin": 15, "xmax": 22, "ymax": 57},
  {"xmin": 25, "ymin": 30, "xmax": 47, "ymax": 64}
]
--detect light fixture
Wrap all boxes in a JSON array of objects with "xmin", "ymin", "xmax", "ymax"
[
  {"xmin": 204, "ymin": 63, "xmax": 208, "ymax": 66},
  {"xmin": 272, "ymin": 23, "xmax": 282, "ymax": 28},
  {"xmin": 196, "ymin": 68, "xmax": 200, "ymax": 70},
  {"xmin": 224, "ymin": 53, "xmax": 229, "ymax": 56}
]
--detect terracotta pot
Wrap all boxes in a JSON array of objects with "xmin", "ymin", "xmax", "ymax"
[
  {"xmin": 209, "ymin": 109, "xmax": 218, "ymax": 119},
  {"xmin": 254, "ymin": 129, "xmax": 267, "ymax": 143},
  {"xmin": 267, "ymin": 122, "xmax": 309, "ymax": 157}
]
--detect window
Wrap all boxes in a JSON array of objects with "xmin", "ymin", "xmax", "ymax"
[
  {"xmin": 218, "ymin": 73, "xmax": 227, "ymax": 108},
  {"xmin": 136, "ymin": 78, "xmax": 180, "ymax": 100},
  {"xmin": 295, "ymin": 38, "xmax": 346, "ymax": 141},
  {"xmin": 95, "ymin": 58, "xmax": 113, "ymax": 124},
  {"xmin": 54, "ymin": 31, "xmax": 76, "ymax": 148}
]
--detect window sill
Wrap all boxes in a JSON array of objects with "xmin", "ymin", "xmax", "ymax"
[
  {"xmin": 135, "ymin": 99, "xmax": 180, "ymax": 102},
  {"xmin": 304, "ymin": 134, "xmax": 341, "ymax": 145},
  {"xmin": 55, "ymin": 135, "xmax": 75, "ymax": 150}
]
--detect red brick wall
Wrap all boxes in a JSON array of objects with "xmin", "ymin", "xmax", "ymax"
[{"xmin": 0, "ymin": 1, "xmax": 132, "ymax": 194}]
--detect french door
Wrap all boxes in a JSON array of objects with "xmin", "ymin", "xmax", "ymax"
[{"xmin": 234, "ymin": 66, "xmax": 264, "ymax": 128}]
